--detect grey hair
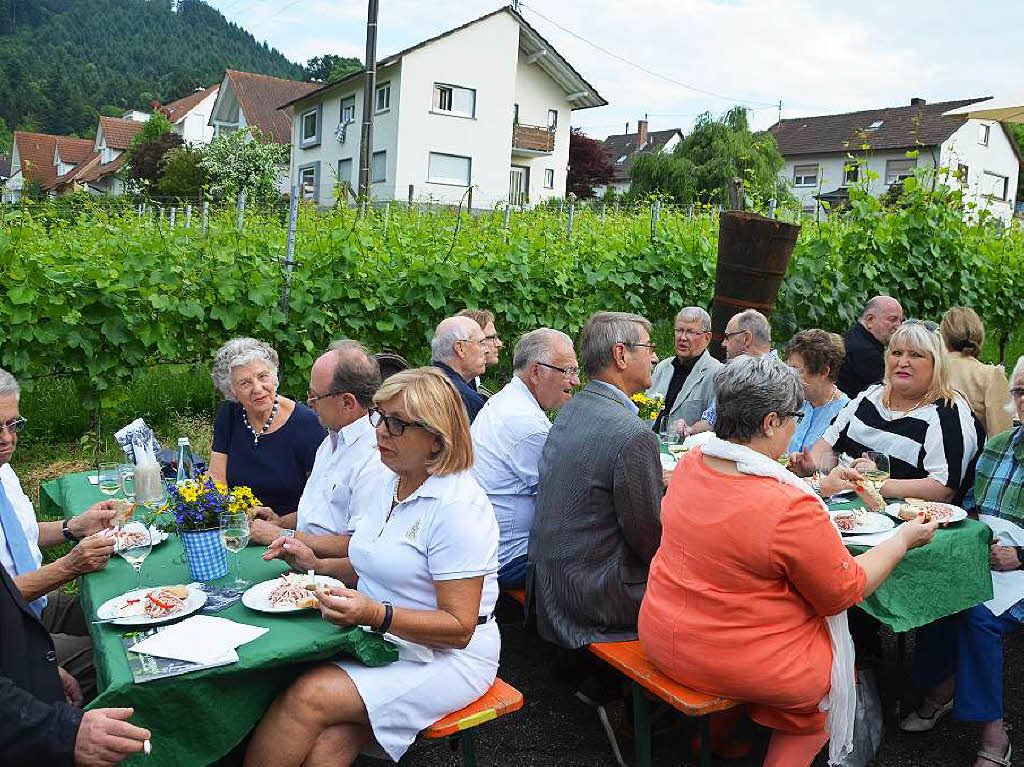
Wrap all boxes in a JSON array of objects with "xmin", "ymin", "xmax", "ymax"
[
  {"xmin": 211, "ymin": 337, "xmax": 280, "ymax": 400},
  {"xmin": 733, "ymin": 309, "xmax": 772, "ymax": 349},
  {"xmin": 326, "ymin": 339, "xmax": 382, "ymax": 408},
  {"xmin": 714, "ymin": 355, "xmax": 805, "ymax": 442},
  {"xmin": 513, "ymin": 328, "xmax": 574, "ymax": 373},
  {"xmin": 580, "ymin": 311, "xmax": 652, "ymax": 378},
  {"xmin": 861, "ymin": 295, "xmax": 899, "ymax": 320},
  {"xmin": 0, "ymin": 367, "xmax": 20, "ymax": 399},
  {"xmin": 675, "ymin": 306, "xmax": 711, "ymax": 332},
  {"xmin": 431, "ymin": 316, "xmax": 479, "ymax": 364}
]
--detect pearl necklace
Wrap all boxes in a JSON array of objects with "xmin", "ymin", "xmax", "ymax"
[
  {"xmin": 242, "ymin": 395, "xmax": 279, "ymax": 445},
  {"xmin": 885, "ymin": 390, "xmax": 928, "ymax": 414}
]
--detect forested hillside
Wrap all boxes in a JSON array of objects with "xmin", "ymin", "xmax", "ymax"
[{"xmin": 0, "ymin": 0, "xmax": 308, "ymax": 138}]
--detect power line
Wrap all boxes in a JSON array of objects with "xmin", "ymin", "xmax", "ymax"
[{"xmin": 518, "ymin": 2, "xmax": 778, "ymax": 109}]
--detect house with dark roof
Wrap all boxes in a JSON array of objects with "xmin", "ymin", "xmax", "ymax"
[
  {"xmin": 596, "ymin": 118, "xmax": 683, "ymax": 196},
  {"xmin": 278, "ymin": 6, "xmax": 606, "ymax": 208},
  {"xmin": 769, "ymin": 97, "xmax": 1021, "ymax": 222}
]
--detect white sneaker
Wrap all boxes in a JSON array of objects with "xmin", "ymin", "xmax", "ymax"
[{"xmin": 899, "ymin": 699, "xmax": 953, "ymax": 732}]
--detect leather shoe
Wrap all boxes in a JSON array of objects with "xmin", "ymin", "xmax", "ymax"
[{"xmin": 899, "ymin": 699, "xmax": 953, "ymax": 732}]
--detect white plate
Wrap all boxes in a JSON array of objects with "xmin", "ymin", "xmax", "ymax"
[
  {"xmin": 96, "ymin": 586, "xmax": 207, "ymax": 626},
  {"xmin": 109, "ymin": 525, "xmax": 169, "ymax": 551},
  {"xmin": 242, "ymin": 575, "xmax": 345, "ymax": 613},
  {"xmin": 883, "ymin": 502, "xmax": 967, "ymax": 524},
  {"xmin": 830, "ymin": 510, "xmax": 896, "ymax": 535}
]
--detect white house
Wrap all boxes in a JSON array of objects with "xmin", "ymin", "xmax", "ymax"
[
  {"xmin": 279, "ymin": 6, "xmax": 606, "ymax": 209},
  {"xmin": 595, "ymin": 119, "xmax": 683, "ymax": 197},
  {"xmin": 769, "ymin": 97, "xmax": 1022, "ymax": 223},
  {"xmin": 161, "ymin": 84, "xmax": 219, "ymax": 145}
]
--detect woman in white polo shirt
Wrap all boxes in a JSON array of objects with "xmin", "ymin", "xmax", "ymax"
[{"xmin": 246, "ymin": 367, "xmax": 500, "ymax": 766}]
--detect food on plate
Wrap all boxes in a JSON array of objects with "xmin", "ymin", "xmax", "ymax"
[
  {"xmin": 118, "ymin": 585, "xmax": 189, "ymax": 619},
  {"xmin": 854, "ymin": 482, "xmax": 885, "ymax": 512},
  {"xmin": 114, "ymin": 529, "xmax": 149, "ymax": 550},
  {"xmin": 833, "ymin": 512, "xmax": 858, "ymax": 532},
  {"xmin": 268, "ymin": 573, "xmax": 320, "ymax": 608},
  {"xmin": 897, "ymin": 499, "xmax": 954, "ymax": 524}
]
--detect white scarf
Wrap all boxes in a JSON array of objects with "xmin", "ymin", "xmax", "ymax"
[{"xmin": 700, "ymin": 436, "xmax": 856, "ymax": 766}]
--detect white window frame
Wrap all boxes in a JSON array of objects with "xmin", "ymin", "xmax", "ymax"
[
  {"xmin": 547, "ymin": 109, "xmax": 558, "ymax": 129},
  {"xmin": 884, "ymin": 158, "xmax": 916, "ymax": 185},
  {"xmin": 427, "ymin": 152, "xmax": 472, "ymax": 186},
  {"xmin": 371, "ymin": 150, "xmax": 386, "ymax": 183},
  {"xmin": 340, "ymin": 96, "xmax": 356, "ymax": 124},
  {"xmin": 299, "ymin": 104, "xmax": 322, "ymax": 148},
  {"xmin": 375, "ymin": 82, "xmax": 391, "ymax": 113},
  {"xmin": 432, "ymin": 83, "xmax": 476, "ymax": 119},
  {"xmin": 793, "ymin": 164, "xmax": 818, "ymax": 187},
  {"xmin": 981, "ymin": 171, "xmax": 1009, "ymax": 200},
  {"xmin": 979, "ymin": 124, "xmax": 991, "ymax": 146},
  {"xmin": 337, "ymin": 158, "xmax": 353, "ymax": 189},
  {"xmin": 543, "ymin": 168, "xmax": 555, "ymax": 189},
  {"xmin": 298, "ymin": 161, "xmax": 320, "ymax": 201}
]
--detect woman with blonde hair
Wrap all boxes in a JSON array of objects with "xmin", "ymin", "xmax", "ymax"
[
  {"xmin": 940, "ymin": 306, "xmax": 1011, "ymax": 437},
  {"xmin": 797, "ymin": 321, "xmax": 985, "ymax": 503},
  {"xmin": 248, "ymin": 367, "xmax": 500, "ymax": 767}
]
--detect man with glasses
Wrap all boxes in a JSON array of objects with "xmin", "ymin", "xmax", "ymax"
[
  {"xmin": 470, "ymin": 328, "xmax": 579, "ymax": 588},
  {"xmin": 430, "ymin": 315, "xmax": 488, "ymax": 423},
  {"xmin": 837, "ymin": 295, "xmax": 904, "ymax": 398},
  {"xmin": 250, "ymin": 341, "xmax": 384, "ymax": 554},
  {"xmin": 0, "ymin": 367, "xmax": 120, "ymax": 703},
  {"xmin": 649, "ymin": 306, "xmax": 723, "ymax": 434},
  {"xmin": 457, "ymin": 308, "xmax": 503, "ymax": 397}
]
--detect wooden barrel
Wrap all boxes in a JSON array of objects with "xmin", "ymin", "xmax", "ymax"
[{"xmin": 710, "ymin": 211, "xmax": 800, "ymax": 360}]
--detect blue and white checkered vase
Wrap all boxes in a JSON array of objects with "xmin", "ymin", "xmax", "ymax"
[{"xmin": 180, "ymin": 529, "xmax": 229, "ymax": 581}]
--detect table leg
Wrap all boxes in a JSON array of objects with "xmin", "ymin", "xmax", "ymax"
[
  {"xmin": 631, "ymin": 682, "xmax": 652, "ymax": 767},
  {"xmin": 460, "ymin": 732, "xmax": 478, "ymax": 767}
]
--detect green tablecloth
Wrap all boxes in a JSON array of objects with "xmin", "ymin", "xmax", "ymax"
[{"xmin": 40, "ymin": 471, "xmax": 398, "ymax": 767}]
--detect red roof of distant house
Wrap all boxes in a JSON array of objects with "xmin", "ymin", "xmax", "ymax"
[
  {"xmin": 224, "ymin": 70, "xmax": 318, "ymax": 143},
  {"xmin": 162, "ymin": 84, "xmax": 219, "ymax": 124},
  {"xmin": 13, "ymin": 132, "xmax": 93, "ymax": 188},
  {"xmin": 98, "ymin": 116, "xmax": 144, "ymax": 150}
]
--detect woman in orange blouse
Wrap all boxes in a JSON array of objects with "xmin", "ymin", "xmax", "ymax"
[{"xmin": 639, "ymin": 355, "xmax": 936, "ymax": 766}]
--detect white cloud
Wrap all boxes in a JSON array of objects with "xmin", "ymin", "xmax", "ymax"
[{"xmin": 207, "ymin": 0, "xmax": 1024, "ymax": 138}]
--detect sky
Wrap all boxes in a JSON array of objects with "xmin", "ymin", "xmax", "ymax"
[{"xmin": 207, "ymin": 0, "xmax": 1024, "ymax": 139}]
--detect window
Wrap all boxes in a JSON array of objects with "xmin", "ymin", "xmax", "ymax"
[
  {"xmin": 793, "ymin": 164, "xmax": 818, "ymax": 186},
  {"xmin": 544, "ymin": 168, "xmax": 554, "ymax": 189},
  {"xmin": 547, "ymin": 109, "xmax": 558, "ymax": 129},
  {"xmin": 371, "ymin": 150, "xmax": 386, "ymax": 183},
  {"xmin": 375, "ymin": 82, "xmax": 391, "ymax": 113},
  {"xmin": 432, "ymin": 83, "xmax": 476, "ymax": 118},
  {"xmin": 866, "ymin": 120, "xmax": 883, "ymax": 132},
  {"xmin": 884, "ymin": 158, "xmax": 916, "ymax": 185},
  {"xmin": 340, "ymin": 96, "xmax": 356, "ymax": 124},
  {"xmin": 298, "ymin": 161, "xmax": 320, "ymax": 201},
  {"xmin": 981, "ymin": 171, "xmax": 1009, "ymax": 200},
  {"xmin": 300, "ymin": 105, "xmax": 322, "ymax": 148},
  {"xmin": 843, "ymin": 162, "xmax": 859, "ymax": 185},
  {"xmin": 957, "ymin": 163, "xmax": 969, "ymax": 184},
  {"xmin": 427, "ymin": 152, "xmax": 471, "ymax": 185},
  {"xmin": 979, "ymin": 124, "xmax": 991, "ymax": 146},
  {"xmin": 337, "ymin": 158, "xmax": 353, "ymax": 186}
]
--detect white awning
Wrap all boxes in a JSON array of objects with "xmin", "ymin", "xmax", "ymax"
[{"xmin": 944, "ymin": 97, "xmax": 1024, "ymax": 124}]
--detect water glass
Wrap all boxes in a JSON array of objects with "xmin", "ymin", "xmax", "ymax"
[
  {"xmin": 117, "ymin": 520, "xmax": 153, "ymax": 588},
  {"xmin": 219, "ymin": 512, "xmax": 251, "ymax": 586},
  {"xmin": 98, "ymin": 462, "xmax": 121, "ymax": 497},
  {"xmin": 118, "ymin": 464, "xmax": 135, "ymax": 503}
]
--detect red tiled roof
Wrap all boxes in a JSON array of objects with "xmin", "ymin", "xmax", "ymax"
[
  {"xmin": 768, "ymin": 98, "xmax": 989, "ymax": 156},
  {"xmin": 224, "ymin": 69, "xmax": 318, "ymax": 143},
  {"xmin": 98, "ymin": 116, "xmax": 144, "ymax": 150},
  {"xmin": 56, "ymin": 136, "xmax": 95, "ymax": 164},
  {"xmin": 13, "ymin": 132, "xmax": 60, "ymax": 187},
  {"xmin": 162, "ymin": 84, "xmax": 219, "ymax": 124}
]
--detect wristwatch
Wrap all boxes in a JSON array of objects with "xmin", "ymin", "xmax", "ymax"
[
  {"xmin": 61, "ymin": 518, "xmax": 80, "ymax": 542},
  {"xmin": 375, "ymin": 601, "xmax": 394, "ymax": 634},
  {"xmin": 280, "ymin": 528, "xmax": 296, "ymax": 539}
]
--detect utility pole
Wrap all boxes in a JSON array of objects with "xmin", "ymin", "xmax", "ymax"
[
  {"xmin": 357, "ymin": 0, "xmax": 379, "ymax": 207},
  {"xmin": 778, "ymin": 100, "xmax": 783, "ymax": 124}
]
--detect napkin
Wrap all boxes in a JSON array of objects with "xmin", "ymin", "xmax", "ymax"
[
  {"xmin": 130, "ymin": 615, "xmax": 268, "ymax": 665},
  {"xmin": 980, "ymin": 515, "xmax": 1024, "ymax": 616}
]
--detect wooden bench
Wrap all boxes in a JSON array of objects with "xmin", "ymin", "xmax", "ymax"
[
  {"xmin": 420, "ymin": 677, "xmax": 524, "ymax": 766},
  {"xmin": 589, "ymin": 640, "xmax": 739, "ymax": 767}
]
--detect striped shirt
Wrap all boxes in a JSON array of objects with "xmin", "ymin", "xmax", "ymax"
[{"xmin": 821, "ymin": 384, "xmax": 984, "ymax": 499}]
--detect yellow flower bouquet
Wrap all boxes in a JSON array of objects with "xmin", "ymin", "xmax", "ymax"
[
  {"xmin": 156, "ymin": 473, "xmax": 262, "ymax": 532},
  {"xmin": 630, "ymin": 392, "xmax": 663, "ymax": 421}
]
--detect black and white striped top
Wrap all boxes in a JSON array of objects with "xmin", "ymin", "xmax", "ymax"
[{"xmin": 821, "ymin": 384, "xmax": 985, "ymax": 496}]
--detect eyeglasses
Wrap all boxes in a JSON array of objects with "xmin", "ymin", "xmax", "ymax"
[
  {"xmin": 674, "ymin": 328, "xmax": 710, "ymax": 338},
  {"xmin": 368, "ymin": 407, "xmax": 436, "ymax": 437},
  {"xmin": 307, "ymin": 389, "xmax": 345, "ymax": 405},
  {"xmin": 0, "ymin": 417, "xmax": 27, "ymax": 436},
  {"xmin": 902, "ymin": 319, "xmax": 940, "ymax": 333},
  {"xmin": 722, "ymin": 330, "xmax": 747, "ymax": 339},
  {"xmin": 622, "ymin": 342, "xmax": 657, "ymax": 352},
  {"xmin": 458, "ymin": 337, "xmax": 488, "ymax": 347},
  {"xmin": 536, "ymin": 361, "xmax": 581, "ymax": 378},
  {"xmin": 782, "ymin": 411, "xmax": 805, "ymax": 424},
  {"xmin": 1011, "ymin": 388, "xmax": 1024, "ymax": 399},
  {"xmin": 483, "ymin": 334, "xmax": 500, "ymax": 344}
]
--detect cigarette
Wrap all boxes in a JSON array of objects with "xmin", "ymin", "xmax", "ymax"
[{"xmin": 143, "ymin": 739, "xmax": 152, "ymax": 755}]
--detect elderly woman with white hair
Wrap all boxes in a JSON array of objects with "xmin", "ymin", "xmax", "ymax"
[
  {"xmin": 209, "ymin": 337, "xmax": 325, "ymax": 515},
  {"xmin": 899, "ymin": 356, "xmax": 1024, "ymax": 767},
  {"xmin": 639, "ymin": 355, "xmax": 935, "ymax": 766}
]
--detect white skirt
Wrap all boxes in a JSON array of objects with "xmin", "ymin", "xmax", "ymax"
[{"xmin": 335, "ymin": 621, "xmax": 500, "ymax": 761}]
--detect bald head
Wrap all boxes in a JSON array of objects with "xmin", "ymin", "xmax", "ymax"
[
  {"xmin": 308, "ymin": 340, "xmax": 380, "ymax": 430},
  {"xmin": 861, "ymin": 296, "xmax": 903, "ymax": 344},
  {"xmin": 431, "ymin": 316, "xmax": 487, "ymax": 380}
]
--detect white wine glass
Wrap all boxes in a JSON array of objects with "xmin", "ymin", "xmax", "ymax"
[
  {"xmin": 118, "ymin": 464, "xmax": 136, "ymax": 503},
  {"xmin": 98, "ymin": 462, "xmax": 121, "ymax": 497},
  {"xmin": 219, "ymin": 512, "xmax": 250, "ymax": 586},
  {"xmin": 861, "ymin": 451, "xmax": 891, "ymax": 496},
  {"xmin": 116, "ymin": 520, "xmax": 153, "ymax": 588}
]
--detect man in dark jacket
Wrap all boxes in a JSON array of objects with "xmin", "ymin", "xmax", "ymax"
[
  {"xmin": 837, "ymin": 295, "xmax": 903, "ymax": 398},
  {"xmin": 0, "ymin": 561, "xmax": 150, "ymax": 765},
  {"xmin": 430, "ymin": 315, "xmax": 488, "ymax": 422}
]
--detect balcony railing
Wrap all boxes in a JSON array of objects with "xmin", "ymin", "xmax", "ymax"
[{"xmin": 512, "ymin": 123, "xmax": 555, "ymax": 154}]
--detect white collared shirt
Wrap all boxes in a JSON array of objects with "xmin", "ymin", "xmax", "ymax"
[
  {"xmin": 470, "ymin": 376, "xmax": 551, "ymax": 568},
  {"xmin": 0, "ymin": 464, "xmax": 44, "ymax": 576},
  {"xmin": 296, "ymin": 414, "xmax": 384, "ymax": 536}
]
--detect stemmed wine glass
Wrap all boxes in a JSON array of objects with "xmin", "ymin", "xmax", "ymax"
[
  {"xmin": 219, "ymin": 512, "xmax": 250, "ymax": 586},
  {"xmin": 116, "ymin": 520, "xmax": 153, "ymax": 588},
  {"xmin": 98, "ymin": 462, "xmax": 121, "ymax": 497},
  {"xmin": 859, "ymin": 451, "xmax": 891, "ymax": 497}
]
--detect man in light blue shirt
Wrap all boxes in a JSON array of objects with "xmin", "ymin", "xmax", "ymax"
[{"xmin": 471, "ymin": 328, "xmax": 579, "ymax": 587}]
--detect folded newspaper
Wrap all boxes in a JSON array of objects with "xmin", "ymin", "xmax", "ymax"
[{"xmin": 115, "ymin": 418, "xmax": 161, "ymax": 464}]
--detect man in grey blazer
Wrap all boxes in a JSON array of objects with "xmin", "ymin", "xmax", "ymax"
[
  {"xmin": 528, "ymin": 311, "xmax": 664, "ymax": 651},
  {"xmin": 649, "ymin": 306, "xmax": 723, "ymax": 434}
]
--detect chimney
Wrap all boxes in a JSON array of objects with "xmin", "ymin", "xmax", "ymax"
[
  {"xmin": 625, "ymin": 122, "xmax": 630, "ymax": 135},
  {"xmin": 637, "ymin": 118, "xmax": 648, "ymax": 147},
  {"xmin": 910, "ymin": 97, "xmax": 926, "ymax": 107}
]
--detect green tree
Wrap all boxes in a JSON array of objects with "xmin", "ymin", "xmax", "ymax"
[
  {"xmin": 126, "ymin": 112, "xmax": 181, "ymax": 191},
  {"xmin": 200, "ymin": 127, "xmax": 287, "ymax": 204},
  {"xmin": 306, "ymin": 54, "xmax": 361, "ymax": 82},
  {"xmin": 131, "ymin": 111, "xmax": 175, "ymax": 149},
  {"xmin": 0, "ymin": 116, "xmax": 11, "ymax": 154},
  {"xmin": 1005, "ymin": 123, "xmax": 1024, "ymax": 202},
  {"xmin": 157, "ymin": 145, "xmax": 207, "ymax": 199},
  {"xmin": 629, "ymin": 107, "xmax": 790, "ymax": 206}
]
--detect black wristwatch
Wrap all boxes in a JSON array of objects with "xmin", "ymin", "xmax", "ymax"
[
  {"xmin": 1015, "ymin": 547, "xmax": 1024, "ymax": 570},
  {"xmin": 61, "ymin": 518, "xmax": 80, "ymax": 542},
  {"xmin": 375, "ymin": 601, "xmax": 394, "ymax": 634}
]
